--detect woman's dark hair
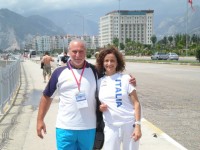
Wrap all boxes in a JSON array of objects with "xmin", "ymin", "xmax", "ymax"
[{"xmin": 95, "ymin": 47, "xmax": 125, "ymax": 74}]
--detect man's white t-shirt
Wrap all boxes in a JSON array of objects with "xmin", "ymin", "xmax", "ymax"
[
  {"xmin": 98, "ymin": 73, "xmax": 136, "ymax": 126},
  {"xmin": 43, "ymin": 61, "xmax": 96, "ymax": 130}
]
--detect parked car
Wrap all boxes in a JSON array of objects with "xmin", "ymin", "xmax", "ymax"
[
  {"xmin": 151, "ymin": 52, "xmax": 168, "ymax": 60},
  {"xmin": 167, "ymin": 53, "xmax": 179, "ymax": 60}
]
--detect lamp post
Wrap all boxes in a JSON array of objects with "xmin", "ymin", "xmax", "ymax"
[
  {"xmin": 118, "ymin": 0, "xmax": 121, "ymax": 51},
  {"xmin": 64, "ymin": 23, "xmax": 70, "ymax": 52},
  {"xmin": 62, "ymin": 36, "xmax": 65, "ymax": 53},
  {"xmin": 76, "ymin": 14, "xmax": 92, "ymax": 36}
]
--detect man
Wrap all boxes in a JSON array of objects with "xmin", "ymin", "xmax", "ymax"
[
  {"xmin": 57, "ymin": 51, "xmax": 70, "ymax": 67},
  {"xmin": 37, "ymin": 39, "xmax": 136, "ymax": 150},
  {"xmin": 41, "ymin": 51, "xmax": 54, "ymax": 83},
  {"xmin": 61, "ymin": 51, "xmax": 70, "ymax": 65},
  {"xmin": 37, "ymin": 39, "xmax": 97, "ymax": 150}
]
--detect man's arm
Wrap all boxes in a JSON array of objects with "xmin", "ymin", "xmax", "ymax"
[
  {"xmin": 41, "ymin": 56, "xmax": 45, "ymax": 63},
  {"xmin": 129, "ymin": 74, "xmax": 137, "ymax": 87},
  {"xmin": 51, "ymin": 56, "xmax": 54, "ymax": 62},
  {"xmin": 37, "ymin": 95, "xmax": 52, "ymax": 139}
]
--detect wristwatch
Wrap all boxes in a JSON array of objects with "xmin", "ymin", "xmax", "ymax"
[{"xmin": 135, "ymin": 121, "xmax": 141, "ymax": 126}]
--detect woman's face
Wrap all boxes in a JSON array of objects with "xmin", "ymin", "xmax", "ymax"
[{"xmin": 103, "ymin": 53, "xmax": 118, "ymax": 76}]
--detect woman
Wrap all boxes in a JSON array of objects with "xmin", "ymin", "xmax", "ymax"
[{"xmin": 96, "ymin": 47, "xmax": 142, "ymax": 150}]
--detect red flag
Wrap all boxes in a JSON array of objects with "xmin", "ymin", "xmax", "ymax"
[
  {"xmin": 188, "ymin": 0, "xmax": 192, "ymax": 5},
  {"xmin": 188, "ymin": 0, "xmax": 194, "ymax": 10}
]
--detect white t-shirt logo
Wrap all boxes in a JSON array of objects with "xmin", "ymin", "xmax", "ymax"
[{"xmin": 115, "ymin": 79, "xmax": 122, "ymax": 107}]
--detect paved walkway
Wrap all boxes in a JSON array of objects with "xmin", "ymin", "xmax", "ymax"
[{"xmin": 0, "ymin": 59, "xmax": 188, "ymax": 150}]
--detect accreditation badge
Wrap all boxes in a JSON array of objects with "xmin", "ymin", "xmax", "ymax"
[{"xmin": 75, "ymin": 91, "xmax": 88, "ymax": 109}]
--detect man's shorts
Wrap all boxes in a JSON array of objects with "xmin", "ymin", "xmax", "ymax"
[
  {"xmin": 43, "ymin": 64, "xmax": 51, "ymax": 76},
  {"xmin": 56, "ymin": 128, "xmax": 95, "ymax": 150}
]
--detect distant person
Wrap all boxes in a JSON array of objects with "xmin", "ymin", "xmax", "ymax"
[
  {"xmin": 57, "ymin": 51, "xmax": 70, "ymax": 67},
  {"xmin": 41, "ymin": 51, "xmax": 54, "ymax": 83},
  {"xmin": 23, "ymin": 52, "xmax": 28, "ymax": 60},
  {"xmin": 57, "ymin": 52, "xmax": 64, "ymax": 67},
  {"xmin": 61, "ymin": 51, "xmax": 70, "ymax": 65},
  {"xmin": 96, "ymin": 47, "xmax": 142, "ymax": 150},
  {"xmin": 94, "ymin": 52, "xmax": 99, "ymax": 59}
]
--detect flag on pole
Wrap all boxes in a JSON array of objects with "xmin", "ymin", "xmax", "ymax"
[{"xmin": 188, "ymin": 0, "xmax": 194, "ymax": 10}]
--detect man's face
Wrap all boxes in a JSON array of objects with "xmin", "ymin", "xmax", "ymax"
[{"xmin": 69, "ymin": 41, "xmax": 86, "ymax": 68}]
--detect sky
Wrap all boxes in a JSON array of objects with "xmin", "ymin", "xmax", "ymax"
[{"xmin": 0, "ymin": 0, "xmax": 199, "ymax": 24}]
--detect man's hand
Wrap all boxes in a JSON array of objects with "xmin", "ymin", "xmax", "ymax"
[
  {"xmin": 37, "ymin": 120, "xmax": 47, "ymax": 139},
  {"xmin": 99, "ymin": 103, "xmax": 108, "ymax": 112},
  {"xmin": 36, "ymin": 95, "xmax": 52, "ymax": 139},
  {"xmin": 129, "ymin": 74, "xmax": 136, "ymax": 87}
]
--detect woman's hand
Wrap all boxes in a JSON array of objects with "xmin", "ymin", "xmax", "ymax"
[
  {"xmin": 99, "ymin": 103, "xmax": 108, "ymax": 112},
  {"xmin": 131, "ymin": 125, "xmax": 142, "ymax": 141}
]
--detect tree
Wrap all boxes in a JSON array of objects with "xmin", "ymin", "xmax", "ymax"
[
  {"xmin": 191, "ymin": 34, "xmax": 198, "ymax": 43},
  {"xmin": 150, "ymin": 35, "xmax": 157, "ymax": 47},
  {"xmin": 196, "ymin": 48, "xmax": 200, "ymax": 62},
  {"xmin": 162, "ymin": 36, "xmax": 168, "ymax": 46},
  {"xmin": 113, "ymin": 38, "xmax": 119, "ymax": 48},
  {"xmin": 168, "ymin": 36, "xmax": 173, "ymax": 45},
  {"xmin": 120, "ymin": 43, "xmax": 125, "ymax": 50}
]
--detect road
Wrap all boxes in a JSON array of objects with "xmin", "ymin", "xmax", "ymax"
[
  {"xmin": 1, "ymin": 57, "xmax": 199, "ymax": 150},
  {"xmin": 123, "ymin": 62, "xmax": 200, "ymax": 150},
  {"xmin": 87, "ymin": 58, "xmax": 200, "ymax": 150},
  {"xmin": 41, "ymin": 57, "xmax": 200, "ymax": 150}
]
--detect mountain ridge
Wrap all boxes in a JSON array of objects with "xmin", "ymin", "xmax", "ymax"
[
  {"xmin": 1, "ymin": 6, "xmax": 200, "ymax": 51},
  {"xmin": 0, "ymin": 8, "xmax": 64, "ymax": 51},
  {"xmin": 155, "ymin": 5, "xmax": 200, "ymax": 37}
]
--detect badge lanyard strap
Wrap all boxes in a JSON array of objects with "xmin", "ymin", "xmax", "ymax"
[{"xmin": 68, "ymin": 61, "xmax": 86, "ymax": 91}]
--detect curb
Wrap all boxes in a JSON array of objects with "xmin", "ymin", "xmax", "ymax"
[{"xmin": 142, "ymin": 118, "xmax": 188, "ymax": 150}]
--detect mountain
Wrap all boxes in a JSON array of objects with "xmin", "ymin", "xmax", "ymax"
[
  {"xmin": 155, "ymin": 5, "xmax": 200, "ymax": 38},
  {"xmin": 0, "ymin": 8, "xmax": 64, "ymax": 51},
  {"xmin": 40, "ymin": 9, "xmax": 99, "ymax": 35},
  {"xmin": 1, "ymin": 6, "xmax": 200, "ymax": 51},
  {"xmin": 40, "ymin": 6, "xmax": 200, "ymax": 39}
]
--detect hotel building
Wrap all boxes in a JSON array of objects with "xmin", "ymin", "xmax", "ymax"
[{"xmin": 99, "ymin": 10, "xmax": 154, "ymax": 48}]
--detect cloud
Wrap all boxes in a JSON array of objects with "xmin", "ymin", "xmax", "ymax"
[
  {"xmin": 1, "ymin": 0, "xmax": 200, "ymax": 17},
  {"xmin": 0, "ymin": 0, "xmax": 109, "ymax": 11}
]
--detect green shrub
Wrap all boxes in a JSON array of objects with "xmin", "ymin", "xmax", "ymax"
[
  {"xmin": 196, "ymin": 48, "xmax": 200, "ymax": 62},
  {"xmin": 87, "ymin": 53, "xmax": 92, "ymax": 58}
]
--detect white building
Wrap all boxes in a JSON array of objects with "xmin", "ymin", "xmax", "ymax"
[
  {"xmin": 99, "ymin": 10, "xmax": 154, "ymax": 48},
  {"xmin": 32, "ymin": 35, "xmax": 52, "ymax": 52},
  {"xmin": 30, "ymin": 35, "xmax": 99, "ymax": 53}
]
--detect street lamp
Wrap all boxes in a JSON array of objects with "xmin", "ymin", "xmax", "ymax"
[
  {"xmin": 62, "ymin": 36, "xmax": 65, "ymax": 53},
  {"xmin": 76, "ymin": 14, "xmax": 92, "ymax": 36},
  {"xmin": 118, "ymin": 0, "xmax": 121, "ymax": 51}
]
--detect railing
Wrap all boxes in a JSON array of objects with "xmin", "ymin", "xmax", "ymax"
[{"xmin": 0, "ymin": 59, "xmax": 21, "ymax": 114}]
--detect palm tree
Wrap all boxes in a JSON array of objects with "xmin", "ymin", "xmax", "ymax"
[{"xmin": 150, "ymin": 35, "xmax": 157, "ymax": 48}]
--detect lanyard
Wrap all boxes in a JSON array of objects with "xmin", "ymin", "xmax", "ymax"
[{"xmin": 68, "ymin": 61, "xmax": 86, "ymax": 91}]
